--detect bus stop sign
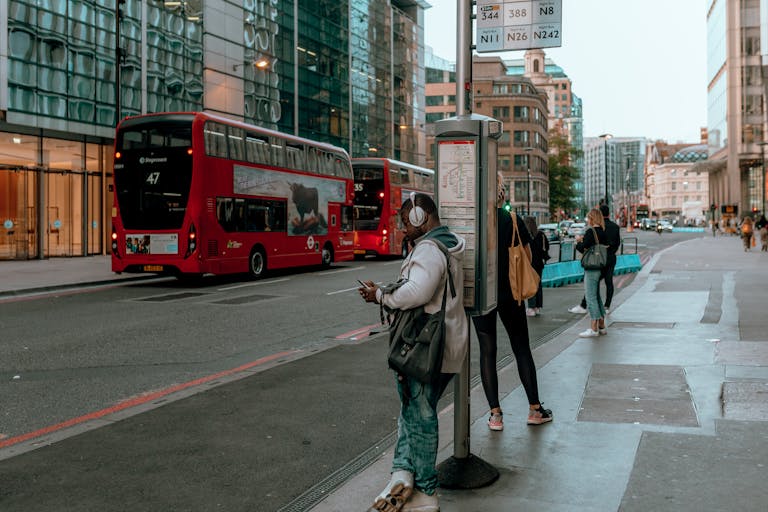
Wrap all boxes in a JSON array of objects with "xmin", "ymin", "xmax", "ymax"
[{"xmin": 476, "ymin": 0, "xmax": 562, "ymax": 53}]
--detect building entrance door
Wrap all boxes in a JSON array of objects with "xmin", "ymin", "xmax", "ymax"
[
  {"xmin": 44, "ymin": 171, "xmax": 84, "ymax": 257},
  {"xmin": 0, "ymin": 168, "xmax": 38, "ymax": 260}
]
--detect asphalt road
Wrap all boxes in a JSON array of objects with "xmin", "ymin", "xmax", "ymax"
[{"xmin": 0, "ymin": 229, "xmax": 692, "ymax": 511}]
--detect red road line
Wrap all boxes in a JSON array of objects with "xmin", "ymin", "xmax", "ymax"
[{"xmin": 0, "ymin": 350, "xmax": 299, "ymax": 449}]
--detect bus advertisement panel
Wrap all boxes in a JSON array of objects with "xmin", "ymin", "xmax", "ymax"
[
  {"xmin": 352, "ymin": 158, "xmax": 435, "ymax": 258},
  {"xmin": 111, "ymin": 112, "xmax": 354, "ymax": 278}
]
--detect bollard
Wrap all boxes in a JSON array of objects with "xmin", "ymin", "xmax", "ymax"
[{"xmin": 437, "ymin": 312, "xmax": 499, "ymax": 489}]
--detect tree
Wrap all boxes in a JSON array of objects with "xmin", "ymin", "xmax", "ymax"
[{"xmin": 547, "ymin": 130, "xmax": 582, "ymax": 219}]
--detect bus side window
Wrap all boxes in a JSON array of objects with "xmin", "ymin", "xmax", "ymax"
[
  {"xmin": 246, "ymin": 135, "xmax": 270, "ymax": 166},
  {"xmin": 228, "ymin": 127, "xmax": 245, "ymax": 162},
  {"xmin": 390, "ymin": 167, "xmax": 400, "ymax": 185},
  {"xmin": 270, "ymin": 137, "xmax": 285, "ymax": 167},
  {"xmin": 399, "ymin": 167, "xmax": 410, "ymax": 184},
  {"xmin": 217, "ymin": 197, "xmax": 235, "ymax": 231},
  {"xmin": 233, "ymin": 198, "xmax": 247, "ymax": 231},
  {"xmin": 269, "ymin": 201, "xmax": 287, "ymax": 232},
  {"xmin": 286, "ymin": 143, "xmax": 305, "ymax": 171},
  {"xmin": 204, "ymin": 122, "xmax": 228, "ymax": 158},
  {"xmin": 340, "ymin": 205, "xmax": 353, "ymax": 231}
]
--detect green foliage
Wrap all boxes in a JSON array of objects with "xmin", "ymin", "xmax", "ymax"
[{"xmin": 548, "ymin": 130, "xmax": 582, "ymax": 218}]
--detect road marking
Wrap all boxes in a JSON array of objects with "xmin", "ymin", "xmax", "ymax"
[
  {"xmin": 335, "ymin": 322, "xmax": 383, "ymax": 340},
  {"xmin": 218, "ymin": 278, "xmax": 289, "ymax": 291},
  {"xmin": 0, "ymin": 350, "xmax": 299, "ymax": 450},
  {"xmin": 327, "ymin": 281, "xmax": 382, "ymax": 296},
  {"xmin": 318, "ymin": 265, "xmax": 366, "ymax": 275}
]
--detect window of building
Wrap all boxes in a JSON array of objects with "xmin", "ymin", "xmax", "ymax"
[{"xmin": 492, "ymin": 106, "xmax": 510, "ymax": 119}]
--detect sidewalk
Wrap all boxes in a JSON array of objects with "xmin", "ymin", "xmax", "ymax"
[
  {"xmin": 311, "ymin": 235, "xmax": 768, "ymax": 512},
  {"xmin": 0, "ymin": 255, "xmax": 159, "ymax": 297},
  {"xmin": 1, "ymin": 237, "xmax": 767, "ymax": 511}
]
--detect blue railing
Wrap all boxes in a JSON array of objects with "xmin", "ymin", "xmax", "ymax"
[{"xmin": 541, "ymin": 237, "xmax": 642, "ymax": 287}]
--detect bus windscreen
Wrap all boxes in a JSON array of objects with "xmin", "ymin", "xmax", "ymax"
[
  {"xmin": 353, "ymin": 167, "xmax": 384, "ymax": 231},
  {"xmin": 115, "ymin": 122, "xmax": 193, "ymax": 230}
]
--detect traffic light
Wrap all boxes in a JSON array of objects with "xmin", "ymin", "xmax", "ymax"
[{"xmin": 503, "ymin": 201, "xmax": 511, "ymax": 212}]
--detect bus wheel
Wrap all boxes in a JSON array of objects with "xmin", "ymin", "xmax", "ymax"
[
  {"xmin": 321, "ymin": 243, "xmax": 333, "ymax": 267},
  {"xmin": 249, "ymin": 247, "xmax": 266, "ymax": 278}
]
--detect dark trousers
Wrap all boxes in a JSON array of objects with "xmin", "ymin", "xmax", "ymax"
[{"xmin": 580, "ymin": 263, "xmax": 615, "ymax": 309}]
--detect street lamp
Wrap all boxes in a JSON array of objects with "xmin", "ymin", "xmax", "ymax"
[
  {"xmin": 524, "ymin": 146, "xmax": 534, "ymax": 216},
  {"xmin": 599, "ymin": 134, "xmax": 613, "ymax": 211}
]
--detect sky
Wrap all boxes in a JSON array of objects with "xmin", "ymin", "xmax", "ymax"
[{"xmin": 424, "ymin": 0, "xmax": 708, "ymax": 144}]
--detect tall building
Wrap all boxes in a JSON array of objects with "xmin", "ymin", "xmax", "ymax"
[
  {"xmin": 703, "ymin": 0, "xmax": 767, "ymax": 218},
  {"xmin": 646, "ymin": 142, "xmax": 709, "ymax": 225},
  {"xmin": 0, "ymin": 0, "xmax": 429, "ymax": 260},
  {"xmin": 425, "ymin": 55, "xmax": 550, "ymax": 220},
  {"xmin": 505, "ymin": 50, "xmax": 584, "ymax": 215},
  {"xmin": 583, "ymin": 136, "xmax": 646, "ymax": 221}
]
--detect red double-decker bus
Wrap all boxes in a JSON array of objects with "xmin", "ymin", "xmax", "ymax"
[
  {"xmin": 111, "ymin": 112, "xmax": 355, "ymax": 278},
  {"xmin": 352, "ymin": 158, "xmax": 435, "ymax": 258}
]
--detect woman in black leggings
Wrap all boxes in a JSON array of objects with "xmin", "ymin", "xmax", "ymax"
[{"xmin": 472, "ymin": 185, "xmax": 552, "ymax": 431}]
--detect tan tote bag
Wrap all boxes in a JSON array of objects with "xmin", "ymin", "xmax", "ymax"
[{"xmin": 508, "ymin": 212, "xmax": 540, "ymax": 305}]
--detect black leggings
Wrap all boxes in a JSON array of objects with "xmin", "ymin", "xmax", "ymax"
[{"xmin": 472, "ymin": 299, "xmax": 540, "ymax": 410}]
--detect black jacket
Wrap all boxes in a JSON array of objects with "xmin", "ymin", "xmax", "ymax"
[
  {"xmin": 603, "ymin": 217, "xmax": 621, "ymax": 267},
  {"xmin": 529, "ymin": 230, "xmax": 550, "ymax": 274},
  {"xmin": 576, "ymin": 225, "xmax": 607, "ymax": 259}
]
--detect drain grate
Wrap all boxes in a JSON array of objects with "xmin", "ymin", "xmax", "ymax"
[
  {"xmin": 277, "ymin": 431, "xmax": 398, "ymax": 512},
  {"xmin": 210, "ymin": 294, "xmax": 278, "ymax": 305},
  {"xmin": 136, "ymin": 292, "xmax": 208, "ymax": 302}
]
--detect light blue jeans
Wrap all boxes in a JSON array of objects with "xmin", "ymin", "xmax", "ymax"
[
  {"xmin": 584, "ymin": 269, "xmax": 605, "ymax": 320},
  {"xmin": 392, "ymin": 373, "xmax": 452, "ymax": 495}
]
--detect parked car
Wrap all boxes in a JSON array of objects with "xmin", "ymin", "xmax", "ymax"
[
  {"xmin": 558, "ymin": 220, "xmax": 574, "ymax": 237},
  {"xmin": 538, "ymin": 223, "xmax": 560, "ymax": 242},
  {"xmin": 567, "ymin": 222, "xmax": 586, "ymax": 238},
  {"xmin": 658, "ymin": 219, "xmax": 673, "ymax": 232}
]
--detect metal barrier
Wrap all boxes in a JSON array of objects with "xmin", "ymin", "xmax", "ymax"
[{"xmin": 541, "ymin": 236, "xmax": 643, "ymax": 287}]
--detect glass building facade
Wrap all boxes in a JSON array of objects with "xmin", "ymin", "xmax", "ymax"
[
  {"xmin": 0, "ymin": 0, "xmax": 428, "ymax": 260},
  {"xmin": 704, "ymin": 0, "xmax": 768, "ymax": 217}
]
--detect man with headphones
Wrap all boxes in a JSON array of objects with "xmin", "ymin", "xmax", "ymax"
[{"xmin": 359, "ymin": 192, "xmax": 467, "ymax": 512}]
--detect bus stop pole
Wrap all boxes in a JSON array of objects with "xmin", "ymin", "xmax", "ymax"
[{"xmin": 436, "ymin": 0, "xmax": 499, "ymax": 489}]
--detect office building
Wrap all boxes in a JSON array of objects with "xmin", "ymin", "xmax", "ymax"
[
  {"xmin": 583, "ymin": 136, "xmax": 646, "ymax": 221},
  {"xmin": 0, "ymin": 0, "xmax": 429, "ymax": 260},
  {"xmin": 703, "ymin": 0, "xmax": 767, "ymax": 217},
  {"xmin": 505, "ymin": 50, "xmax": 584, "ymax": 216},
  {"xmin": 426, "ymin": 55, "xmax": 550, "ymax": 220}
]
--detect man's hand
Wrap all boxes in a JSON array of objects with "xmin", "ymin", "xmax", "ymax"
[{"xmin": 358, "ymin": 280, "xmax": 379, "ymax": 303}]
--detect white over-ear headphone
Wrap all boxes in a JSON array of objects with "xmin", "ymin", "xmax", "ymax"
[{"xmin": 409, "ymin": 192, "xmax": 427, "ymax": 227}]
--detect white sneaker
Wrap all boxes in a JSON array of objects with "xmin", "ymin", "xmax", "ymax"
[
  {"xmin": 569, "ymin": 305, "xmax": 587, "ymax": 314},
  {"xmin": 401, "ymin": 489, "xmax": 439, "ymax": 512},
  {"xmin": 526, "ymin": 308, "xmax": 536, "ymax": 317},
  {"xmin": 579, "ymin": 328, "xmax": 599, "ymax": 338},
  {"xmin": 599, "ymin": 328, "xmax": 607, "ymax": 335},
  {"xmin": 372, "ymin": 470, "xmax": 413, "ymax": 512},
  {"xmin": 604, "ymin": 307, "xmax": 610, "ymax": 315}
]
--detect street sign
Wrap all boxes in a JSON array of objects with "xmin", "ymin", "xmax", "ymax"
[{"xmin": 476, "ymin": 0, "xmax": 562, "ymax": 53}]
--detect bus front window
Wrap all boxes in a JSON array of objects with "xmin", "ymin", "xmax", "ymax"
[
  {"xmin": 115, "ymin": 121, "xmax": 193, "ymax": 230},
  {"xmin": 353, "ymin": 167, "xmax": 384, "ymax": 231}
]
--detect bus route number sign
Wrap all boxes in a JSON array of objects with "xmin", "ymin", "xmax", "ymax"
[{"xmin": 476, "ymin": 0, "xmax": 562, "ymax": 53}]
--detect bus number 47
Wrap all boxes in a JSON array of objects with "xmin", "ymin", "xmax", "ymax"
[{"xmin": 145, "ymin": 172, "xmax": 161, "ymax": 185}]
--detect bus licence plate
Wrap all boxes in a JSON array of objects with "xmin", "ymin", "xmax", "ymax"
[{"xmin": 143, "ymin": 265, "xmax": 163, "ymax": 272}]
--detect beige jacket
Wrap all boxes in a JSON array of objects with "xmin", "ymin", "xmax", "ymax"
[{"xmin": 379, "ymin": 229, "xmax": 468, "ymax": 374}]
